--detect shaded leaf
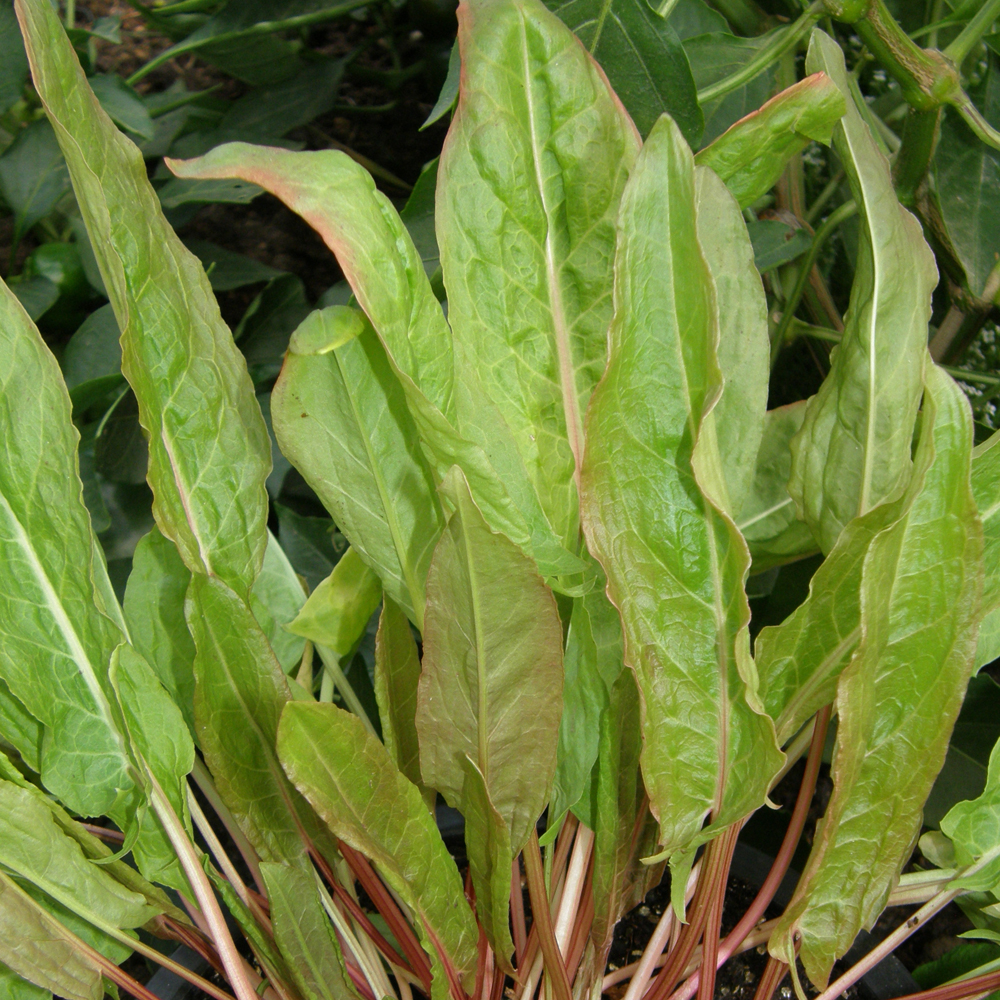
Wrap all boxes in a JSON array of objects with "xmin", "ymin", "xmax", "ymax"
[
  {"xmin": 62, "ymin": 304, "xmax": 121, "ymax": 390},
  {"xmin": 580, "ymin": 113, "xmax": 782, "ymax": 861},
  {"xmin": 250, "ymin": 531, "xmax": 308, "ymax": 674},
  {"xmin": 788, "ymin": 30, "xmax": 937, "ymax": 555},
  {"xmin": 0, "ymin": 120, "xmax": 70, "ymax": 245},
  {"xmin": 0, "ymin": 677, "xmax": 43, "ymax": 771},
  {"xmin": 157, "ymin": 176, "xmax": 264, "ymax": 209},
  {"xmin": 18, "ymin": 0, "xmax": 272, "ymax": 597},
  {"xmin": 0, "ymin": 1, "xmax": 28, "ymax": 117},
  {"xmin": 184, "ymin": 238, "xmax": 283, "ymax": 291},
  {"xmin": 422, "ymin": 41, "xmax": 459, "ymax": 129},
  {"xmin": 547, "ymin": 0, "xmax": 702, "ymax": 143},
  {"xmin": 89, "ymin": 74, "xmax": 154, "ymax": 140},
  {"xmin": 272, "ymin": 306, "xmax": 444, "ymax": 627},
  {"xmin": 746, "ymin": 219, "xmax": 812, "ymax": 272},
  {"xmin": 278, "ymin": 700, "xmax": 480, "ymax": 996},
  {"xmin": 275, "ymin": 504, "xmax": 344, "ymax": 592},
  {"xmin": 769, "ymin": 365, "xmax": 983, "ymax": 987},
  {"xmin": 694, "ymin": 73, "xmax": 845, "ymax": 209}
]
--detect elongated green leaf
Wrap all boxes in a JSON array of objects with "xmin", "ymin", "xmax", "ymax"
[
  {"xmin": 548, "ymin": 559, "xmax": 623, "ymax": 832},
  {"xmin": 272, "ymin": 306, "xmax": 443, "ymax": 627},
  {"xmin": 124, "ymin": 527, "xmax": 196, "ymax": 738},
  {"xmin": 416, "ymin": 469, "xmax": 563, "ymax": 958},
  {"xmin": 588, "ymin": 670, "xmax": 661, "ymax": 972},
  {"xmin": 693, "ymin": 73, "xmax": 845, "ymax": 209},
  {"xmin": 0, "ymin": 964, "xmax": 50, "ymax": 1000},
  {"xmin": 0, "ymin": 871, "xmax": 101, "ymax": 1000},
  {"xmin": 580, "ymin": 113, "xmax": 782, "ymax": 861},
  {"xmin": 693, "ymin": 165, "xmax": 768, "ymax": 516},
  {"xmin": 287, "ymin": 548, "xmax": 381, "ymax": 660},
  {"xmin": 166, "ymin": 148, "xmax": 583, "ymax": 585},
  {"xmin": 251, "ymin": 531, "xmax": 308, "ymax": 674},
  {"xmin": 0, "ymin": 677, "xmax": 43, "ymax": 771},
  {"xmin": 973, "ymin": 430, "xmax": 1000, "ymax": 670},
  {"xmin": 769, "ymin": 365, "xmax": 983, "ymax": 988},
  {"xmin": 17, "ymin": 0, "xmax": 271, "ymax": 597},
  {"xmin": 260, "ymin": 862, "xmax": 356, "ymax": 1000},
  {"xmin": 0, "ymin": 778, "xmax": 159, "ymax": 931},
  {"xmin": 546, "ymin": 0, "xmax": 702, "ymax": 143},
  {"xmin": 438, "ymin": 0, "xmax": 640, "ymax": 556},
  {"xmin": 0, "ymin": 278, "xmax": 131, "ymax": 816},
  {"xmin": 277, "ymin": 701, "xmax": 479, "ymax": 997},
  {"xmin": 374, "ymin": 595, "xmax": 431, "ymax": 807},
  {"xmin": 187, "ymin": 573, "xmax": 312, "ymax": 866},
  {"xmin": 787, "ymin": 30, "xmax": 938, "ymax": 554},
  {"xmin": 737, "ymin": 402, "xmax": 818, "ymax": 573}
]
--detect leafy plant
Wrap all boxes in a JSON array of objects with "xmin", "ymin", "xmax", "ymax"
[{"xmin": 3, "ymin": 4, "xmax": 1000, "ymax": 1000}]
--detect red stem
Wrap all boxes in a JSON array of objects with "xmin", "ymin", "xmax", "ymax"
[
  {"xmin": 697, "ymin": 830, "xmax": 739, "ymax": 1000},
  {"xmin": 512, "ymin": 857, "xmax": 528, "ymax": 967},
  {"xmin": 346, "ymin": 960, "xmax": 379, "ymax": 1000},
  {"xmin": 897, "ymin": 969, "xmax": 1000, "ymax": 1000},
  {"xmin": 752, "ymin": 956, "xmax": 789, "ymax": 1000},
  {"xmin": 523, "ymin": 831, "xmax": 573, "ymax": 1000},
  {"xmin": 566, "ymin": 870, "xmax": 595, "ymax": 985},
  {"xmin": 336, "ymin": 840, "xmax": 434, "ymax": 991},
  {"xmin": 489, "ymin": 954, "xmax": 506, "ymax": 1000},
  {"xmin": 667, "ymin": 706, "xmax": 832, "ymax": 1000}
]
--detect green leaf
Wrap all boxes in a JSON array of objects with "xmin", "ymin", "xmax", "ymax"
[
  {"xmin": 277, "ymin": 700, "xmax": 480, "ymax": 997},
  {"xmin": 788, "ymin": 30, "xmax": 938, "ymax": 555},
  {"xmin": 546, "ymin": 0, "xmax": 703, "ymax": 143},
  {"xmin": 0, "ymin": 120, "xmax": 70, "ymax": 245},
  {"xmin": 746, "ymin": 219, "xmax": 813, "ymax": 272},
  {"xmin": 683, "ymin": 30, "xmax": 777, "ymax": 146},
  {"xmin": 926, "ymin": 675, "xmax": 1000, "ymax": 828},
  {"xmin": 10, "ymin": 275, "xmax": 60, "ymax": 321},
  {"xmin": 166, "ymin": 143, "xmax": 584, "ymax": 584},
  {"xmin": 438, "ymin": 0, "xmax": 640, "ymax": 556},
  {"xmin": 123, "ymin": 527, "xmax": 196, "ymax": 738},
  {"xmin": 259, "ymin": 862, "xmax": 357, "ymax": 1000},
  {"xmin": 0, "ymin": 777, "xmax": 160, "ymax": 932},
  {"xmin": 89, "ymin": 74, "xmax": 154, "ymax": 141},
  {"xmin": 0, "ymin": 871, "xmax": 102, "ymax": 1000},
  {"xmin": 421, "ymin": 41, "xmax": 459, "ymax": 129},
  {"xmin": 548, "ymin": 561, "xmax": 623, "ymax": 832},
  {"xmin": 913, "ymin": 942, "xmax": 1000, "ymax": 993},
  {"xmin": 934, "ymin": 64, "xmax": 1000, "ymax": 299},
  {"xmin": 18, "ymin": 0, "xmax": 272, "ymax": 598},
  {"xmin": 0, "ymin": 678, "xmax": 43, "ymax": 771},
  {"xmin": 693, "ymin": 164, "xmax": 768, "ymax": 517},
  {"xmin": 272, "ymin": 306, "xmax": 444, "ymax": 627},
  {"xmin": 250, "ymin": 531, "xmax": 308, "ymax": 674},
  {"xmin": 186, "ymin": 572, "xmax": 315, "ymax": 866},
  {"xmin": 0, "ymin": 278, "xmax": 132, "ymax": 817},
  {"xmin": 694, "ymin": 72, "xmax": 845, "ymax": 209},
  {"xmin": 275, "ymin": 504, "xmax": 344, "ymax": 592},
  {"xmin": 942, "ymin": 735, "xmax": 1000, "ymax": 881},
  {"xmin": 0, "ymin": 1, "xmax": 28, "ymax": 117},
  {"xmin": 157, "ymin": 176, "xmax": 264, "ymax": 209},
  {"xmin": 400, "ymin": 159, "xmax": 440, "ymax": 276},
  {"xmin": 374, "ymin": 595, "xmax": 433, "ymax": 809},
  {"xmin": 769, "ymin": 365, "xmax": 983, "ymax": 988},
  {"xmin": 62, "ymin": 304, "xmax": 121, "ymax": 391},
  {"xmin": 665, "ymin": 0, "xmax": 727, "ymax": 39},
  {"xmin": 286, "ymin": 547, "xmax": 382, "ymax": 657},
  {"xmin": 184, "ymin": 238, "xmax": 283, "ymax": 291},
  {"xmin": 973, "ymin": 429, "xmax": 1000, "ymax": 670},
  {"xmin": 415, "ymin": 469, "xmax": 563, "ymax": 958},
  {"xmin": 0, "ymin": 963, "xmax": 51, "ymax": 1000},
  {"xmin": 580, "ymin": 113, "xmax": 782, "ymax": 861},
  {"xmin": 736, "ymin": 403, "xmax": 818, "ymax": 575}
]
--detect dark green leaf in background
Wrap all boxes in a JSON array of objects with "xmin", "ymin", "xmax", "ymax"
[
  {"xmin": 0, "ymin": 120, "xmax": 70, "ymax": 245},
  {"xmin": 89, "ymin": 74, "xmax": 155, "ymax": 141},
  {"xmin": 746, "ymin": 219, "xmax": 813, "ymax": 272},
  {"xmin": 0, "ymin": 2, "xmax": 28, "ymax": 117},
  {"xmin": 185, "ymin": 239, "xmax": 283, "ymax": 291}
]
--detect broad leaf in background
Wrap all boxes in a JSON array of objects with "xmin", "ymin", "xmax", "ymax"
[
  {"xmin": 273, "ymin": 306, "xmax": 444, "ymax": 628},
  {"xmin": 934, "ymin": 60, "xmax": 1000, "ymax": 299},
  {"xmin": 683, "ymin": 30, "xmax": 778, "ymax": 146},
  {"xmin": 416, "ymin": 469, "xmax": 563, "ymax": 957},
  {"xmin": 89, "ymin": 74, "xmax": 154, "ymax": 141},
  {"xmin": 694, "ymin": 73, "xmax": 845, "ymax": 210},
  {"xmin": 286, "ymin": 547, "xmax": 381, "ymax": 660},
  {"xmin": 546, "ymin": 0, "xmax": 702, "ymax": 143},
  {"xmin": 167, "ymin": 143, "xmax": 585, "ymax": 583},
  {"xmin": 438, "ymin": 0, "xmax": 640, "ymax": 556},
  {"xmin": 580, "ymin": 114, "xmax": 782, "ymax": 863},
  {"xmin": 375, "ymin": 595, "xmax": 432, "ymax": 808},
  {"xmin": 693, "ymin": 165, "xmax": 768, "ymax": 516},
  {"xmin": 0, "ymin": 120, "xmax": 70, "ymax": 247},
  {"xmin": 737, "ymin": 403, "xmax": 818, "ymax": 574},
  {"xmin": 249, "ymin": 531, "xmax": 308, "ymax": 675},
  {"xmin": 278, "ymin": 701, "xmax": 480, "ymax": 997},
  {"xmin": 746, "ymin": 220, "xmax": 813, "ymax": 272},
  {"xmin": 788, "ymin": 30, "xmax": 938, "ymax": 554},
  {"xmin": 0, "ymin": 1, "xmax": 28, "ymax": 117},
  {"xmin": 770, "ymin": 365, "xmax": 983, "ymax": 988},
  {"xmin": 17, "ymin": 0, "xmax": 271, "ymax": 598},
  {"xmin": 0, "ymin": 678, "xmax": 42, "ymax": 771}
]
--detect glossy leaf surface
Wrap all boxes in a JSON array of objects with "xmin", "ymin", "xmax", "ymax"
[
  {"xmin": 272, "ymin": 305, "xmax": 443, "ymax": 627},
  {"xmin": 438, "ymin": 0, "xmax": 640, "ymax": 554},
  {"xmin": 278, "ymin": 701, "xmax": 479, "ymax": 997},
  {"xmin": 694, "ymin": 73, "xmax": 845, "ymax": 210},
  {"xmin": 580, "ymin": 114, "xmax": 782, "ymax": 861},
  {"xmin": 17, "ymin": 0, "xmax": 271, "ymax": 597},
  {"xmin": 788, "ymin": 30, "xmax": 937, "ymax": 554},
  {"xmin": 770, "ymin": 366, "xmax": 983, "ymax": 987},
  {"xmin": 693, "ymin": 164, "xmax": 768, "ymax": 517},
  {"xmin": 546, "ymin": 0, "xmax": 702, "ymax": 142}
]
